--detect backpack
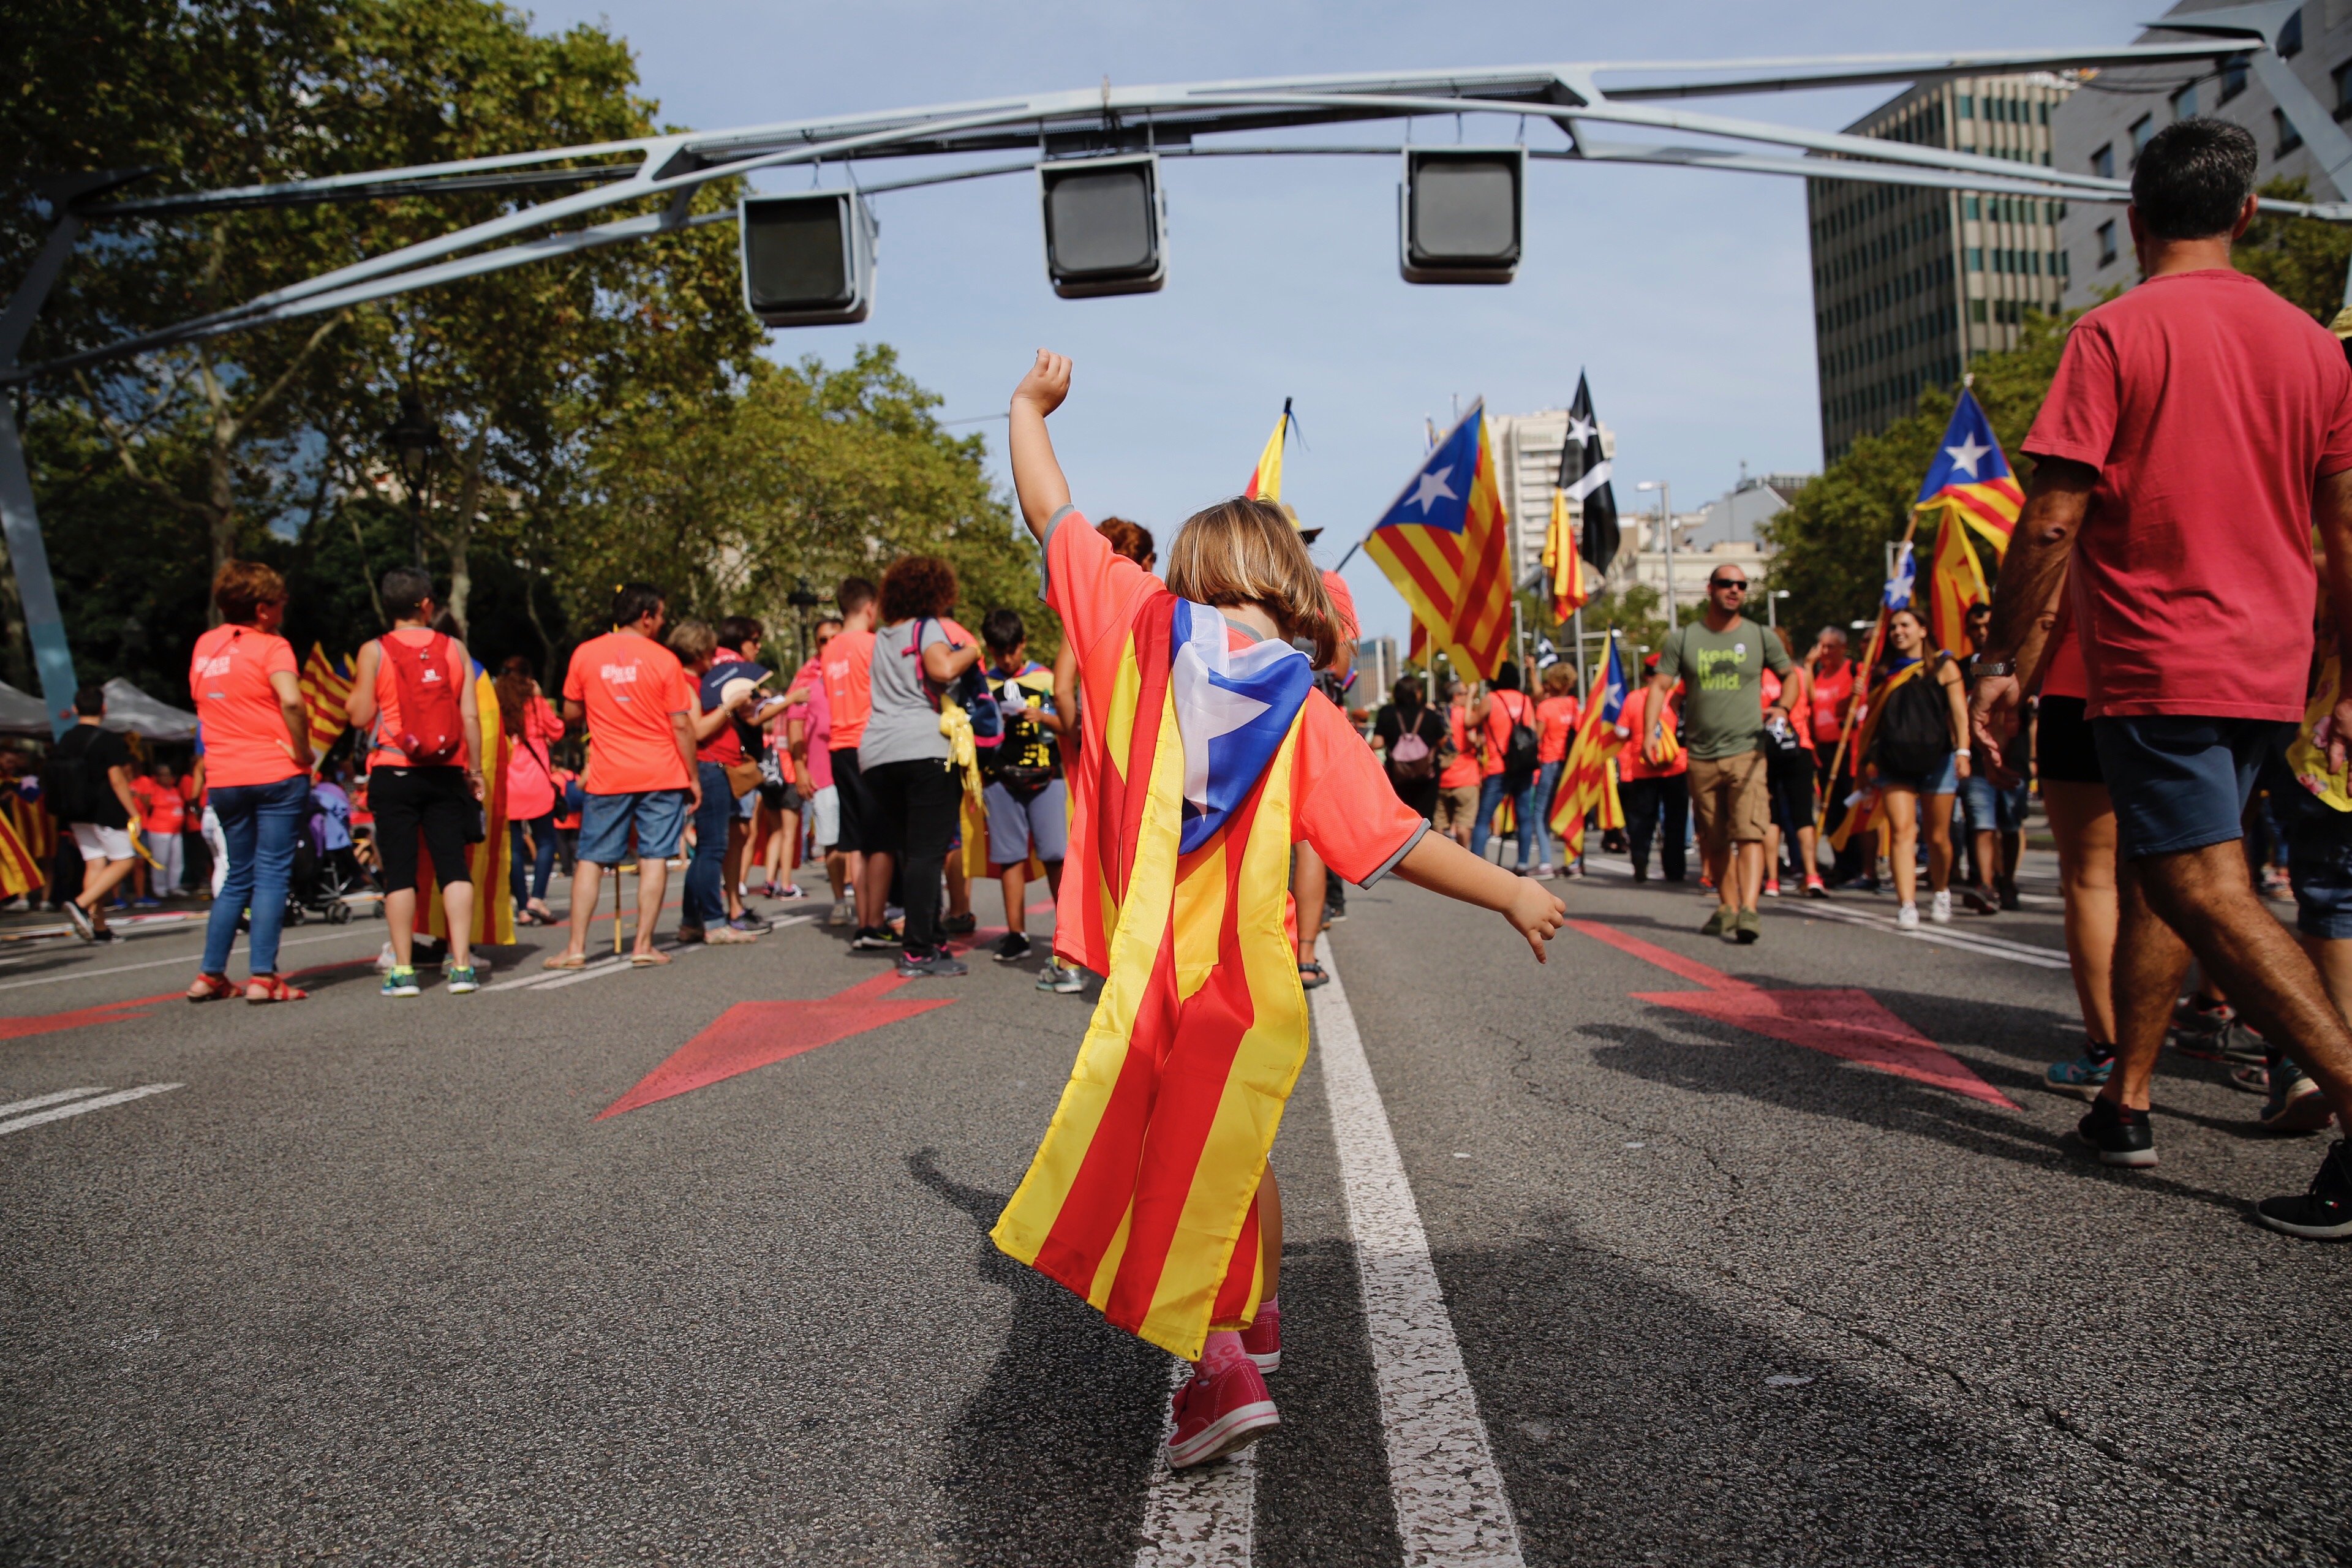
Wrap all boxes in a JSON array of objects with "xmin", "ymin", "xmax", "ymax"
[
  {"xmin": 380, "ymin": 632, "xmax": 466, "ymax": 766},
  {"xmin": 1874, "ymin": 659, "xmax": 1952, "ymax": 777},
  {"xmin": 38, "ymin": 728, "xmax": 94, "ymax": 823},
  {"xmin": 1389, "ymin": 707, "xmax": 1441, "ymax": 780},
  {"xmin": 1498, "ymin": 693, "xmax": 1542, "ymax": 791}
]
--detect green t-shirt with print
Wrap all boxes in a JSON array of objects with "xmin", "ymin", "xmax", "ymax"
[{"xmin": 1656, "ymin": 616, "xmax": 1793, "ymax": 761}]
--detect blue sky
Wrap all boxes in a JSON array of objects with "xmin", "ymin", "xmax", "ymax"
[{"xmin": 530, "ymin": 0, "xmax": 2152, "ymax": 639}]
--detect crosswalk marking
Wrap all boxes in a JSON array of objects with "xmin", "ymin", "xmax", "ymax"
[{"xmin": 0, "ymin": 1083, "xmax": 183, "ymax": 1137}]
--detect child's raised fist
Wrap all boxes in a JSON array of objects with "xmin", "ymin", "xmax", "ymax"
[{"xmin": 1012, "ymin": 350, "xmax": 1072, "ymax": 418}]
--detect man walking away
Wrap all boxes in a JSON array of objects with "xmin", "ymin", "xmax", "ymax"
[
  {"xmin": 547, "ymin": 583, "xmax": 699, "ymax": 970},
  {"xmin": 1648, "ymin": 568, "xmax": 1793, "ymax": 942},
  {"xmin": 49, "ymin": 685, "xmax": 141, "ymax": 942},
  {"xmin": 1972, "ymin": 118, "xmax": 2352, "ymax": 1238}
]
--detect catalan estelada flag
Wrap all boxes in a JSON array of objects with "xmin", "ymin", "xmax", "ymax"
[
  {"xmin": 1549, "ymin": 634, "xmax": 1630, "ymax": 858},
  {"xmin": 0, "ymin": 801, "xmax": 43, "ymax": 897},
  {"xmin": 1914, "ymin": 388, "xmax": 2020, "ymax": 557},
  {"xmin": 1540, "ymin": 488, "xmax": 1589, "ymax": 622},
  {"xmin": 1363, "ymin": 403, "xmax": 1514, "ymax": 679},
  {"xmin": 993, "ymin": 596, "xmax": 1313, "ymax": 1361},
  {"xmin": 418, "ymin": 661, "xmax": 514, "ymax": 949},
  {"xmin": 298, "ymin": 644, "xmax": 355, "ymax": 760},
  {"xmin": 1241, "ymin": 399, "xmax": 1292, "ymax": 502},
  {"xmin": 1927, "ymin": 516, "xmax": 1991, "ymax": 657}
]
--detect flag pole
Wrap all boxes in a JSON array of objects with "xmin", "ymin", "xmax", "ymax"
[{"xmin": 1815, "ymin": 506, "xmax": 1924, "ymax": 839}]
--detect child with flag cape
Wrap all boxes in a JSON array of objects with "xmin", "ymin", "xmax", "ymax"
[{"xmin": 992, "ymin": 351, "xmax": 1567, "ymax": 1470}]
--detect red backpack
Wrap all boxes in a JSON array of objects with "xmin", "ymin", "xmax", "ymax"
[{"xmin": 380, "ymin": 633, "xmax": 466, "ymax": 766}]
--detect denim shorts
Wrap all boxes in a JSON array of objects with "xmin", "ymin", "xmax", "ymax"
[
  {"xmin": 1957, "ymin": 772, "xmax": 2030, "ymax": 833},
  {"xmin": 1879, "ymin": 748, "xmax": 1957, "ymax": 796},
  {"xmin": 577, "ymin": 788, "xmax": 690, "ymax": 865},
  {"xmin": 2288, "ymin": 789, "xmax": 2352, "ymax": 939},
  {"xmin": 2091, "ymin": 715, "xmax": 2294, "ymax": 861}
]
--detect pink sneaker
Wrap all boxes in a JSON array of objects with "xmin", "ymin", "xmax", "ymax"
[
  {"xmin": 1166, "ymin": 1356, "xmax": 1279, "ymax": 1469},
  {"xmin": 1239, "ymin": 1301, "xmax": 1281, "ymax": 1373}
]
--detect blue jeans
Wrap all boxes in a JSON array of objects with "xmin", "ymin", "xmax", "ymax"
[
  {"xmin": 508, "ymin": 813, "xmax": 556, "ymax": 908},
  {"xmin": 684, "ymin": 761, "xmax": 734, "ymax": 929},
  {"xmin": 1530, "ymin": 760, "xmax": 1566, "ymax": 868},
  {"xmin": 200, "ymin": 774, "xmax": 308, "ymax": 978},
  {"xmin": 1469, "ymin": 772, "xmax": 1537, "ymax": 869}
]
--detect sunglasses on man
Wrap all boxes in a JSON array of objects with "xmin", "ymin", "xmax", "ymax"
[{"xmin": 1709, "ymin": 577, "xmax": 1748, "ymax": 592}]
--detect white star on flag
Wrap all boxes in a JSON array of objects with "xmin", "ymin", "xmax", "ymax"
[
  {"xmin": 1943, "ymin": 434, "xmax": 1990, "ymax": 478},
  {"xmin": 1566, "ymin": 415, "xmax": 1597, "ymax": 447},
  {"xmin": 1408, "ymin": 465, "xmax": 1458, "ymax": 513}
]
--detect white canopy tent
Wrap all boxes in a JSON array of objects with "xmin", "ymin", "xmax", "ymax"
[
  {"xmin": 0, "ymin": 679, "xmax": 51, "ymax": 736},
  {"xmin": 98, "ymin": 677, "xmax": 198, "ymax": 742}
]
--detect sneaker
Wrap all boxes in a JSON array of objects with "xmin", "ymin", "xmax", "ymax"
[
  {"xmin": 1896, "ymin": 902, "xmax": 1920, "ymax": 930},
  {"xmin": 851, "ymin": 927, "xmax": 898, "ymax": 952},
  {"xmin": 897, "ymin": 948, "xmax": 967, "ymax": 978},
  {"xmin": 2176, "ymin": 1017, "xmax": 2267, "ymax": 1066},
  {"xmin": 706, "ymin": 926, "xmax": 761, "ymax": 944},
  {"xmin": 2046, "ymin": 1044, "xmax": 2116, "ymax": 1099},
  {"xmin": 1323, "ymin": 905, "xmax": 1348, "ymax": 923},
  {"xmin": 445, "ymin": 965, "xmax": 480, "ymax": 995},
  {"xmin": 995, "ymin": 932, "xmax": 1034, "ymax": 963},
  {"xmin": 1960, "ymin": 886, "xmax": 1996, "ymax": 916},
  {"xmin": 773, "ymin": 883, "xmax": 809, "ymax": 901},
  {"xmin": 2076, "ymin": 1096, "xmax": 2157, "ymax": 1168},
  {"xmin": 2261, "ymin": 1068, "xmax": 2337, "ymax": 1134},
  {"xmin": 2252, "ymin": 1139, "xmax": 2352, "ymax": 1240},
  {"xmin": 827, "ymin": 898, "xmax": 854, "ymax": 928},
  {"xmin": 1733, "ymin": 908, "xmax": 1761, "ymax": 944},
  {"xmin": 1039, "ymin": 962, "xmax": 1086, "ymax": 994},
  {"xmin": 941, "ymin": 911, "xmax": 978, "ymax": 937},
  {"xmin": 1240, "ymin": 1301, "xmax": 1281, "ymax": 1373},
  {"xmin": 1803, "ymin": 875, "xmax": 1829, "ymax": 899},
  {"xmin": 1534, "ymin": 863, "xmax": 1556, "ymax": 881},
  {"xmin": 381, "ymin": 966, "xmax": 421, "ymax": 998},
  {"xmin": 2227, "ymin": 1063, "xmax": 2272, "ymax": 1096},
  {"xmin": 1166, "ymin": 1356, "xmax": 1280, "ymax": 1469},
  {"xmin": 1763, "ymin": 876, "xmax": 1781, "ymax": 898},
  {"xmin": 62, "ymin": 900, "xmax": 95, "ymax": 942},
  {"xmin": 728, "ymin": 912, "xmax": 772, "ymax": 933},
  {"xmin": 1997, "ymin": 881, "xmax": 2021, "ymax": 912},
  {"xmin": 133, "ymin": 896, "xmax": 160, "ymax": 908},
  {"xmin": 2172, "ymin": 995, "xmax": 2234, "ymax": 1038},
  {"xmin": 1929, "ymin": 889, "xmax": 1952, "ymax": 925},
  {"xmin": 1699, "ymin": 907, "xmax": 1732, "ymax": 938}
]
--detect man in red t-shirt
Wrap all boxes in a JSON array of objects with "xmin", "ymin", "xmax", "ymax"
[
  {"xmin": 1973, "ymin": 118, "xmax": 2352, "ymax": 1237},
  {"xmin": 547, "ymin": 582, "xmax": 697, "ymax": 970}
]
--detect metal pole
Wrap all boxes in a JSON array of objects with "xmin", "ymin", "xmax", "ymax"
[
  {"xmin": 1659, "ymin": 484, "xmax": 1676, "ymax": 628},
  {"xmin": 1572, "ymin": 605, "xmax": 1586, "ymax": 698},
  {"xmin": 0, "ymin": 211, "xmax": 92, "ymax": 738}
]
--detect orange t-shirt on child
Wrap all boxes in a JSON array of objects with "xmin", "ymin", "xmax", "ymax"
[
  {"xmin": 1536, "ymin": 695, "xmax": 1581, "ymax": 764},
  {"xmin": 563, "ymin": 630, "xmax": 693, "ymax": 794},
  {"xmin": 1042, "ymin": 506, "xmax": 1425, "ymax": 977},
  {"xmin": 187, "ymin": 624, "xmax": 303, "ymax": 788},
  {"xmin": 821, "ymin": 629, "xmax": 876, "ymax": 752}
]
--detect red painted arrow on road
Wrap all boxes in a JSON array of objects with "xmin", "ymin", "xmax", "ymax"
[
  {"xmin": 0, "ymin": 993, "xmax": 175, "ymax": 1043},
  {"xmin": 597, "ymin": 971, "xmax": 956, "ymax": 1119},
  {"xmin": 1567, "ymin": 919, "xmax": 2018, "ymax": 1109}
]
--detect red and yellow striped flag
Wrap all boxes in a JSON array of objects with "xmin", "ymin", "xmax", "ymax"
[
  {"xmin": 420, "ymin": 663, "xmax": 516, "ymax": 948},
  {"xmin": 1364, "ymin": 403, "xmax": 1515, "ymax": 679},
  {"xmin": 993, "ymin": 596, "xmax": 1312, "ymax": 1360},
  {"xmin": 1927, "ymin": 519, "xmax": 1990, "ymax": 657},
  {"xmin": 1241, "ymin": 400, "xmax": 1291, "ymax": 502},
  {"xmin": 1540, "ymin": 486, "xmax": 1592, "ymax": 621},
  {"xmin": 0, "ymin": 802, "xmax": 43, "ymax": 897},
  {"xmin": 1548, "ymin": 637, "xmax": 1630, "ymax": 858},
  {"xmin": 298, "ymin": 644, "xmax": 355, "ymax": 760}
]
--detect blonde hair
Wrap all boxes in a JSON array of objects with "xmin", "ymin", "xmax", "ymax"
[
  {"xmin": 668, "ymin": 618, "xmax": 718, "ymax": 665},
  {"xmin": 1164, "ymin": 497, "xmax": 1344, "ymax": 669},
  {"xmin": 1542, "ymin": 662, "xmax": 1574, "ymax": 695}
]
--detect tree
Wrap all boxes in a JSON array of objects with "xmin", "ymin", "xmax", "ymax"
[{"xmin": 2237, "ymin": 176, "xmax": 2352, "ymax": 324}]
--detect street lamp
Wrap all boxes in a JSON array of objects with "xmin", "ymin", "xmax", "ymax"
[
  {"xmin": 1768, "ymin": 588, "xmax": 1790, "ymax": 630},
  {"xmin": 1635, "ymin": 480, "xmax": 1674, "ymax": 624},
  {"xmin": 384, "ymin": 391, "xmax": 441, "ymax": 568},
  {"xmin": 786, "ymin": 580, "xmax": 823, "ymax": 669}
]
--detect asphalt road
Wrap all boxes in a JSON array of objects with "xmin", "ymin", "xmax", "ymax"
[{"xmin": 2, "ymin": 853, "xmax": 2347, "ymax": 1567}]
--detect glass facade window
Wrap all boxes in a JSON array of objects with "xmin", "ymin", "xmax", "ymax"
[
  {"xmin": 2219, "ymin": 60, "xmax": 2247, "ymax": 103},
  {"xmin": 2278, "ymin": 107, "xmax": 2304, "ymax": 154},
  {"xmin": 2097, "ymin": 221, "xmax": 2117, "ymax": 267},
  {"xmin": 2130, "ymin": 114, "xmax": 2154, "ymax": 157},
  {"xmin": 2171, "ymin": 83, "xmax": 2198, "ymax": 121},
  {"xmin": 2335, "ymin": 60, "xmax": 2352, "ymax": 118},
  {"xmin": 2282, "ymin": 9, "xmax": 2303, "ymax": 58},
  {"xmin": 1967, "ymin": 248, "xmax": 1984, "ymax": 271},
  {"xmin": 2092, "ymin": 144, "xmax": 2114, "ymax": 178}
]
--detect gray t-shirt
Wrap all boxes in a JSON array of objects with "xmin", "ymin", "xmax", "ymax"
[
  {"xmin": 858, "ymin": 618, "xmax": 952, "ymax": 768},
  {"xmin": 1655, "ymin": 615, "xmax": 1793, "ymax": 761}
]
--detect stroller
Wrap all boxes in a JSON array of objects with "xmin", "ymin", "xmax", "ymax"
[{"xmin": 286, "ymin": 789, "xmax": 374, "ymax": 926}]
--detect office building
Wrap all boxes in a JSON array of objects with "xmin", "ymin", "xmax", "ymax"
[
  {"xmin": 1355, "ymin": 636, "xmax": 1398, "ymax": 697},
  {"xmin": 1808, "ymin": 74, "xmax": 2075, "ymax": 461},
  {"xmin": 1487, "ymin": 409, "xmax": 1616, "ymax": 589},
  {"xmin": 2054, "ymin": 2, "xmax": 2346, "ymax": 309}
]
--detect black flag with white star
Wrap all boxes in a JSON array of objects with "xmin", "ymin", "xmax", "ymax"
[{"xmin": 1558, "ymin": 372, "xmax": 1618, "ymax": 572}]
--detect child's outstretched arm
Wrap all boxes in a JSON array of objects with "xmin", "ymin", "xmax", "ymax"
[
  {"xmin": 1392, "ymin": 830, "xmax": 1567, "ymax": 963},
  {"xmin": 1009, "ymin": 350, "xmax": 1074, "ymax": 541}
]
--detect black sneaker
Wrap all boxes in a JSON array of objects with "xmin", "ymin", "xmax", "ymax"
[
  {"xmin": 63, "ymin": 900, "xmax": 96, "ymax": 942},
  {"xmin": 2175, "ymin": 1017, "xmax": 2266, "ymax": 1066},
  {"xmin": 2253, "ymin": 1139, "xmax": 2352, "ymax": 1240},
  {"xmin": 851, "ymin": 927, "xmax": 898, "ymax": 952},
  {"xmin": 940, "ymin": 912, "xmax": 977, "ymax": 937},
  {"xmin": 2077, "ymin": 1096, "xmax": 2157, "ymax": 1167},
  {"xmin": 994, "ymin": 932, "xmax": 1033, "ymax": 963},
  {"xmin": 897, "ymin": 948, "xmax": 968, "ymax": 978}
]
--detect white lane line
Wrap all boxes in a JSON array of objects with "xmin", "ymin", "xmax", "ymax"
[
  {"xmin": 1313, "ymin": 938, "xmax": 1525, "ymax": 1568},
  {"xmin": 1133, "ymin": 1359, "xmax": 1256, "ymax": 1568},
  {"xmin": 0, "ymin": 927, "xmax": 380, "ymax": 993},
  {"xmin": 1800, "ymin": 903, "xmax": 2070, "ymax": 969},
  {"xmin": 0, "ymin": 1082, "xmax": 182, "ymax": 1137},
  {"xmin": 0, "ymin": 1087, "xmax": 110, "ymax": 1118}
]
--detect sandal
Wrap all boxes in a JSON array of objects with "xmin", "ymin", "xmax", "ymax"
[
  {"xmin": 628, "ymin": 949, "xmax": 671, "ymax": 967},
  {"xmin": 186, "ymin": 973, "xmax": 238, "ymax": 1003},
  {"xmin": 541, "ymin": 951, "xmax": 589, "ymax": 971},
  {"xmin": 1298, "ymin": 961, "xmax": 1330, "ymax": 991},
  {"xmin": 245, "ymin": 974, "xmax": 309, "ymax": 1005}
]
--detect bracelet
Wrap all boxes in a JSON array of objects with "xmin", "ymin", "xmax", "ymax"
[{"xmin": 1954, "ymin": 748, "xmax": 1972, "ymax": 758}]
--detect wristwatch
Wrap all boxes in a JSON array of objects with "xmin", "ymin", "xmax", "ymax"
[{"xmin": 1975, "ymin": 658, "xmax": 2017, "ymax": 679}]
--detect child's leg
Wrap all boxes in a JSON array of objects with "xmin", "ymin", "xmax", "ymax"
[{"xmin": 999, "ymin": 862, "xmax": 1028, "ymax": 935}]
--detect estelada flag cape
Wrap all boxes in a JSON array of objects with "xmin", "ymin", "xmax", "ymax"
[{"xmin": 993, "ymin": 594, "xmax": 1314, "ymax": 1361}]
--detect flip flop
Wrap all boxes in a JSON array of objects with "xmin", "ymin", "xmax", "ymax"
[
  {"xmin": 628, "ymin": 949, "xmax": 672, "ymax": 967},
  {"xmin": 541, "ymin": 952, "xmax": 588, "ymax": 971}
]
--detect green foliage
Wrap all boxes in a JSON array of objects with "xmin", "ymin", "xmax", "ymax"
[
  {"xmin": 1762, "ymin": 308, "xmax": 2079, "ymax": 642},
  {"xmin": 2237, "ymin": 177, "xmax": 2352, "ymax": 324}
]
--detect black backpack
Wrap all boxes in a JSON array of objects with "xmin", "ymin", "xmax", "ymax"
[
  {"xmin": 1874, "ymin": 659, "xmax": 1952, "ymax": 777},
  {"xmin": 38, "ymin": 728, "xmax": 94, "ymax": 824},
  {"xmin": 1499, "ymin": 693, "xmax": 1542, "ymax": 791}
]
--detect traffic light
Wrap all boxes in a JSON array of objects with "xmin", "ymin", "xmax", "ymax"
[
  {"xmin": 1038, "ymin": 154, "xmax": 1167, "ymax": 299},
  {"xmin": 1398, "ymin": 148, "xmax": 1524, "ymax": 284},
  {"xmin": 739, "ymin": 190, "xmax": 877, "ymax": 327}
]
